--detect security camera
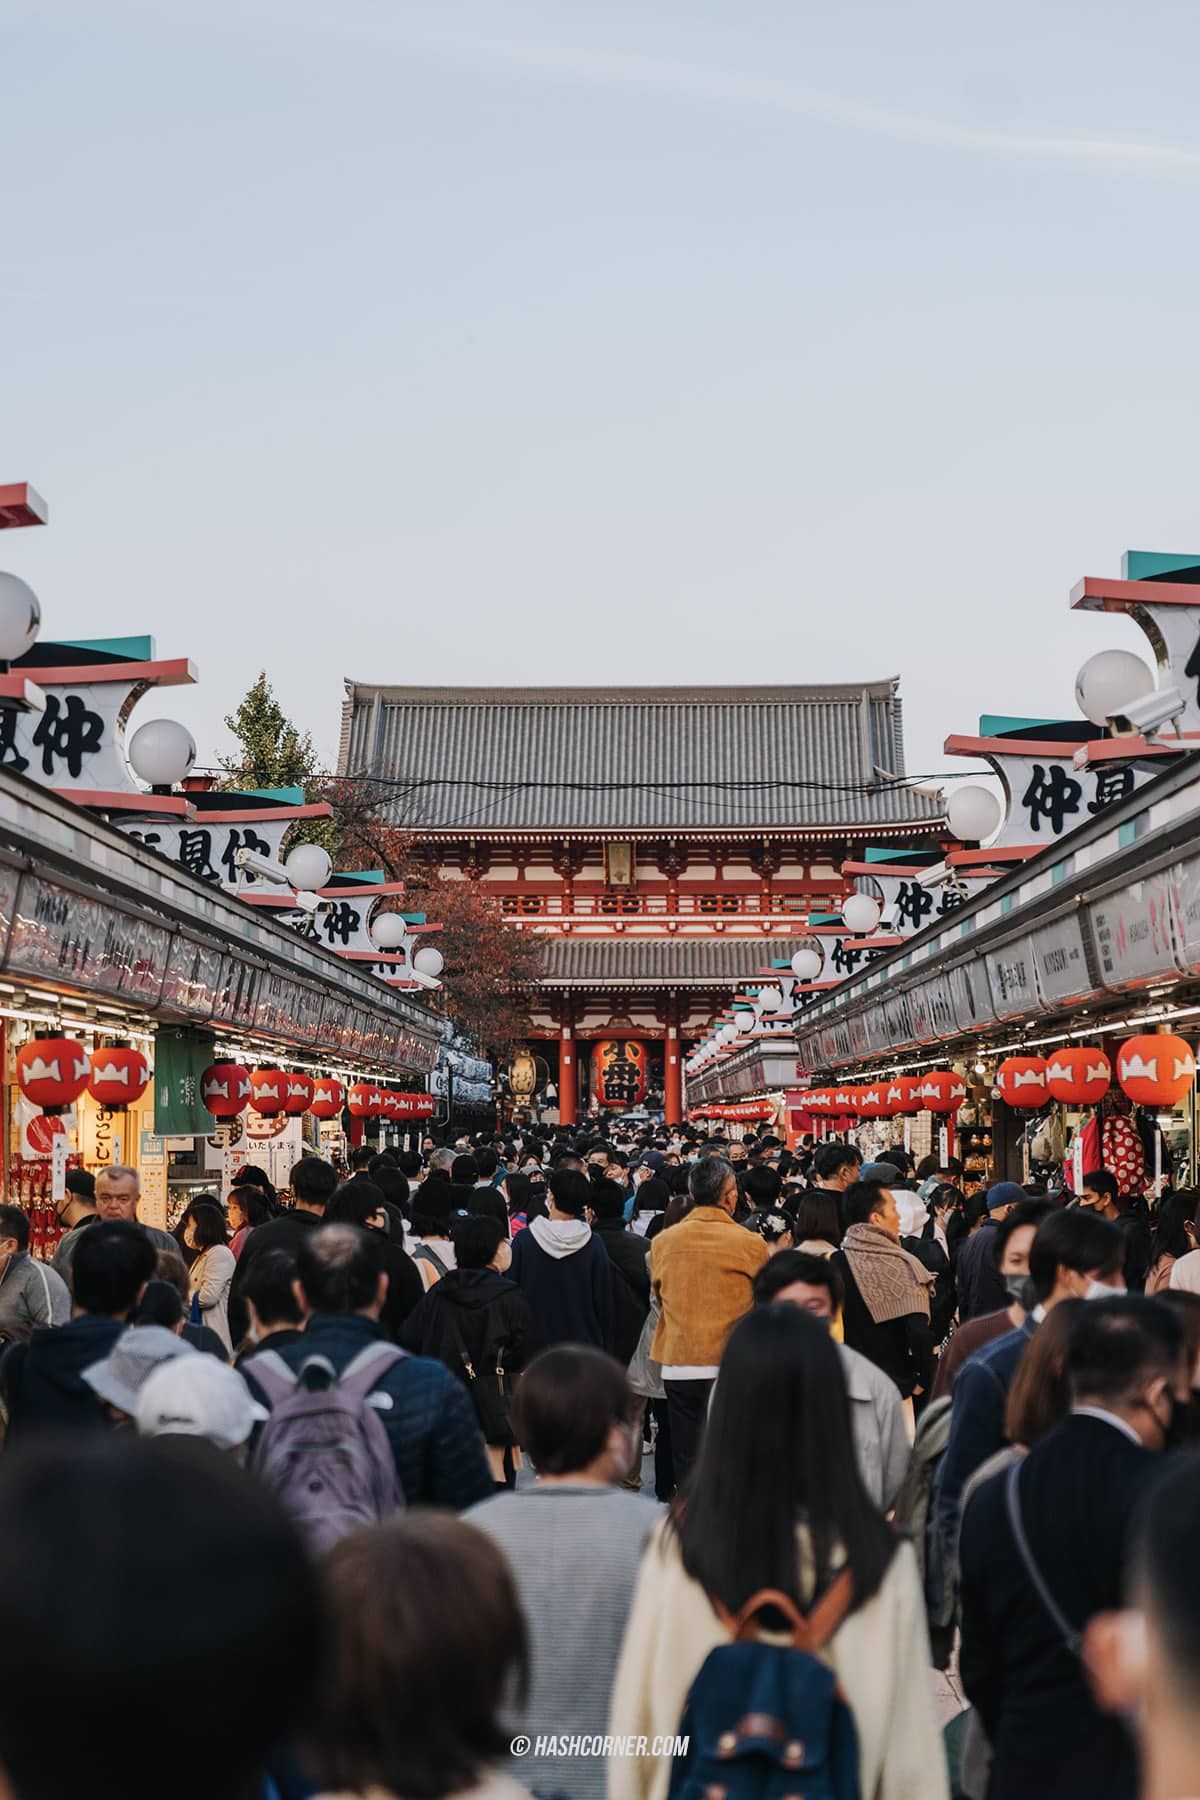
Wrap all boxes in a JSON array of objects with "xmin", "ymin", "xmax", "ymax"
[
  {"xmin": 1107, "ymin": 686, "xmax": 1186, "ymax": 738},
  {"xmin": 234, "ymin": 847, "xmax": 291, "ymax": 884}
]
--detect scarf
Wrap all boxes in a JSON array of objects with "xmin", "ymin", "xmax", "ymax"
[{"xmin": 841, "ymin": 1222, "xmax": 935, "ymax": 1325}]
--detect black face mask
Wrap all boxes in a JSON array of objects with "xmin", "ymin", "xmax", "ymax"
[{"xmin": 1004, "ymin": 1274, "xmax": 1037, "ymax": 1312}]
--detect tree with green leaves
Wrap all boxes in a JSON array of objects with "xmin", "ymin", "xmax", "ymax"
[{"xmin": 220, "ymin": 672, "xmax": 340, "ymax": 853}]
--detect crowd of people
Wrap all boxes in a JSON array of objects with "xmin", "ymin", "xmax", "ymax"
[{"xmin": 0, "ymin": 1120, "xmax": 1197, "ymax": 1800}]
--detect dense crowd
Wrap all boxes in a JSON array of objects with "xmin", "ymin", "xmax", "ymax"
[{"xmin": 0, "ymin": 1123, "xmax": 1198, "ymax": 1800}]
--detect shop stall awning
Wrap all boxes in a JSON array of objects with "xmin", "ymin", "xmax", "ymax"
[
  {"xmin": 791, "ymin": 752, "xmax": 1200, "ymax": 1073},
  {"xmin": 0, "ymin": 768, "xmax": 442, "ymax": 1076}
]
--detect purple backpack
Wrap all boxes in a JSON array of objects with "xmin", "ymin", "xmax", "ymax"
[{"xmin": 249, "ymin": 1343, "xmax": 408, "ymax": 1554}]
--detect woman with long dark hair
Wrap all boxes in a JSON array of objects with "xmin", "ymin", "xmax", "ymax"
[
  {"xmin": 608, "ymin": 1305, "xmax": 946, "ymax": 1800},
  {"xmin": 1147, "ymin": 1188, "xmax": 1197, "ymax": 1293}
]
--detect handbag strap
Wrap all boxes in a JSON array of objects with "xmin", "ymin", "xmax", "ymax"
[{"xmin": 1004, "ymin": 1463, "xmax": 1083, "ymax": 1657}]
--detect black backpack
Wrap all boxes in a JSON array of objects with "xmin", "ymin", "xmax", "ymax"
[{"xmin": 415, "ymin": 1289, "xmax": 515, "ymax": 1445}]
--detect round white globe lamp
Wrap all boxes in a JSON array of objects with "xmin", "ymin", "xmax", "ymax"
[
  {"xmin": 945, "ymin": 784, "xmax": 1003, "ymax": 844},
  {"xmin": 283, "ymin": 843, "xmax": 333, "ymax": 892},
  {"xmin": 412, "ymin": 945, "xmax": 445, "ymax": 978},
  {"xmin": 127, "ymin": 718, "xmax": 196, "ymax": 788},
  {"xmin": 0, "ymin": 573, "xmax": 41, "ymax": 664},
  {"xmin": 371, "ymin": 911, "xmax": 409, "ymax": 951},
  {"xmin": 758, "ymin": 986, "xmax": 784, "ymax": 1013},
  {"xmin": 841, "ymin": 893, "xmax": 882, "ymax": 935},
  {"xmin": 1075, "ymin": 649, "xmax": 1155, "ymax": 728},
  {"xmin": 791, "ymin": 944, "xmax": 823, "ymax": 981}
]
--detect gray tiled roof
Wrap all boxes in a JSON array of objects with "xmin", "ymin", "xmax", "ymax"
[
  {"xmin": 338, "ymin": 682, "xmax": 943, "ymax": 834},
  {"xmin": 538, "ymin": 936, "xmax": 808, "ymax": 986}
]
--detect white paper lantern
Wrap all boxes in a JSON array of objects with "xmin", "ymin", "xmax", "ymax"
[
  {"xmin": 127, "ymin": 718, "xmax": 196, "ymax": 787},
  {"xmin": 1075, "ymin": 649, "xmax": 1155, "ymax": 728},
  {"xmin": 0, "ymin": 572, "xmax": 41, "ymax": 663},
  {"xmin": 757, "ymin": 986, "xmax": 784, "ymax": 1013},
  {"xmin": 791, "ymin": 945, "xmax": 823, "ymax": 981},
  {"xmin": 412, "ymin": 945, "xmax": 444, "ymax": 978},
  {"xmin": 283, "ymin": 843, "xmax": 332, "ymax": 891},
  {"xmin": 842, "ymin": 893, "xmax": 882, "ymax": 935},
  {"xmin": 371, "ymin": 911, "xmax": 409, "ymax": 950},
  {"xmin": 945, "ymin": 784, "xmax": 1003, "ymax": 844}
]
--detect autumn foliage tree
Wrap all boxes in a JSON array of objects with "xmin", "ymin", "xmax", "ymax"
[{"xmin": 321, "ymin": 776, "xmax": 542, "ymax": 1059}]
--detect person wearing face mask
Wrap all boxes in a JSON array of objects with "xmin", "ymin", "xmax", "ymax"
[
  {"xmin": 332, "ymin": 1179, "xmax": 425, "ymax": 1339},
  {"xmin": 932, "ymin": 1199, "xmax": 1054, "ymax": 1400},
  {"xmin": 403, "ymin": 1214, "xmax": 538, "ymax": 1484},
  {"xmin": 959, "ymin": 1296, "xmax": 1187, "ymax": 1800},
  {"xmin": 467, "ymin": 1345, "xmax": 656, "ymax": 1800},
  {"xmin": 935, "ymin": 1207, "xmax": 1126, "ymax": 1563},
  {"xmin": 0, "ymin": 1204, "xmax": 70, "ymax": 1339},
  {"xmin": 183, "ymin": 1202, "xmax": 237, "ymax": 1353}
]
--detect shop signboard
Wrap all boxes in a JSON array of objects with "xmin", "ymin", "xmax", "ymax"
[
  {"xmin": 0, "ymin": 670, "xmax": 161, "ymax": 795},
  {"xmin": 947, "ymin": 960, "xmax": 993, "ymax": 1033},
  {"xmin": 1168, "ymin": 853, "xmax": 1200, "ymax": 976},
  {"xmin": 154, "ymin": 1029, "xmax": 215, "ymax": 1136},
  {"xmin": 0, "ymin": 860, "xmax": 18, "ymax": 965},
  {"xmin": 118, "ymin": 818, "xmax": 293, "ymax": 894},
  {"xmin": 923, "ymin": 976, "xmax": 958, "ymax": 1040},
  {"xmin": 5, "ymin": 875, "xmax": 171, "ymax": 1000},
  {"xmin": 161, "ymin": 936, "xmax": 223, "ymax": 1016},
  {"xmin": 1086, "ymin": 873, "xmax": 1178, "ymax": 989},
  {"xmin": 980, "ymin": 751, "xmax": 1159, "ymax": 850},
  {"xmin": 1029, "ymin": 911, "xmax": 1094, "ymax": 1006},
  {"xmin": 79, "ymin": 1092, "xmax": 122, "ymax": 1174},
  {"xmin": 985, "ymin": 939, "xmax": 1040, "ymax": 1019},
  {"xmin": 139, "ymin": 1130, "xmax": 168, "ymax": 1230}
]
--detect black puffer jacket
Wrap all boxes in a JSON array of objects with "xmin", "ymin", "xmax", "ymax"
[{"xmin": 401, "ymin": 1268, "xmax": 538, "ymax": 1392}]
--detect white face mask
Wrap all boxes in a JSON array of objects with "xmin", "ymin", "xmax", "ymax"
[{"xmin": 1086, "ymin": 1279, "xmax": 1126, "ymax": 1301}]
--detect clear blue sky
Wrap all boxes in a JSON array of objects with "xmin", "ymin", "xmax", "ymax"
[{"xmin": 6, "ymin": 1, "xmax": 1198, "ymax": 784}]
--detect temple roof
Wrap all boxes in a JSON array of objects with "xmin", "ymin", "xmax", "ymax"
[
  {"xmin": 537, "ymin": 935, "xmax": 812, "ymax": 986},
  {"xmin": 338, "ymin": 681, "xmax": 943, "ymax": 835}
]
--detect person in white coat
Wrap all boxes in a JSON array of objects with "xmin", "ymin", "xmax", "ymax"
[
  {"xmin": 608, "ymin": 1305, "xmax": 947, "ymax": 1800},
  {"xmin": 185, "ymin": 1203, "xmax": 237, "ymax": 1352}
]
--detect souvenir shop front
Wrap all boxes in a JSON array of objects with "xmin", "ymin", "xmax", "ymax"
[
  {"xmin": 792, "ymin": 754, "xmax": 1200, "ymax": 1196},
  {"xmin": 0, "ymin": 769, "xmax": 443, "ymax": 1249}
]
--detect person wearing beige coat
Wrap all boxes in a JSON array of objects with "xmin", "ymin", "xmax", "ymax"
[{"xmin": 607, "ymin": 1519, "xmax": 947, "ymax": 1800}]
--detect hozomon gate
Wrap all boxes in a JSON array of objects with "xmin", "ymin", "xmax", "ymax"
[{"xmin": 338, "ymin": 682, "xmax": 943, "ymax": 1123}]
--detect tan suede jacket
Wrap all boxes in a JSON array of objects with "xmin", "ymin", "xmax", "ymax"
[{"xmin": 647, "ymin": 1205, "xmax": 769, "ymax": 1366}]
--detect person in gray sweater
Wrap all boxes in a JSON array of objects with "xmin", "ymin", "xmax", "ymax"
[{"xmin": 467, "ymin": 1345, "xmax": 657, "ymax": 1800}]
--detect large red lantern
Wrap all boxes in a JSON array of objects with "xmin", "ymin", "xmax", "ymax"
[
  {"xmin": 1045, "ymin": 1047, "xmax": 1111, "ymax": 1106},
  {"xmin": 282, "ymin": 1073, "xmax": 314, "ymax": 1116},
  {"xmin": 886, "ymin": 1075, "xmax": 923, "ymax": 1116},
  {"xmin": 16, "ymin": 1037, "xmax": 91, "ymax": 1113},
  {"xmin": 857, "ymin": 1082, "xmax": 888, "ymax": 1120},
  {"xmin": 201, "ymin": 1062, "xmax": 251, "ymax": 1118},
  {"xmin": 591, "ymin": 1040, "xmax": 648, "ymax": 1108},
  {"xmin": 996, "ymin": 1056, "xmax": 1048, "ymax": 1109},
  {"xmin": 308, "ymin": 1078, "xmax": 345, "ymax": 1121},
  {"xmin": 922, "ymin": 1070, "xmax": 966, "ymax": 1114},
  {"xmin": 87, "ymin": 1047, "xmax": 151, "ymax": 1108},
  {"xmin": 832, "ymin": 1086, "xmax": 860, "ymax": 1115},
  {"xmin": 347, "ymin": 1082, "xmax": 387, "ymax": 1119},
  {"xmin": 1117, "ymin": 1034, "xmax": 1197, "ymax": 1107},
  {"xmin": 249, "ymin": 1069, "xmax": 287, "ymax": 1117},
  {"xmin": 379, "ymin": 1091, "xmax": 404, "ymax": 1121}
]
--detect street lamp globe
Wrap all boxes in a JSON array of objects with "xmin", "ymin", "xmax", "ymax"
[
  {"xmin": 0, "ymin": 573, "xmax": 41, "ymax": 663},
  {"xmin": 1075, "ymin": 649, "xmax": 1155, "ymax": 728},
  {"xmin": 371, "ymin": 911, "xmax": 409, "ymax": 951},
  {"xmin": 283, "ymin": 843, "xmax": 332, "ymax": 892},
  {"xmin": 842, "ymin": 893, "xmax": 882, "ymax": 935},
  {"xmin": 791, "ymin": 944, "xmax": 823, "ymax": 981},
  {"xmin": 757, "ymin": 986, "xmax": 784, "ymax": 1013},
  {"xmin": 946, "ymin": 784, "xmax": 1002, "ymax": 844},
  {"xmin": 413, "ymin": 945, "xmax": 445, "ymax": 978},
  {"xmin": 127, "ymin": 718, "xmax": 196, "ymax": 788}
]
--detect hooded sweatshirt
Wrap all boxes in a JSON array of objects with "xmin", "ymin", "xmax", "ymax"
[
  {"xmin": 510, "ymin": 1217, "xmax": 614, "ymax": 1352},
  {"xmin": 0, "ymin": 1314, "xmax": 125, "ymax": 1443}
]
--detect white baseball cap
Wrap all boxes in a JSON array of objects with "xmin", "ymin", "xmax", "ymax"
[{"xmin": 136, "ymin": 1355, "xmax": 268, "ymax": 1452}]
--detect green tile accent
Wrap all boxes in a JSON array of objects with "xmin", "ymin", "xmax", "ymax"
[
  {"xmin": 979, "ymin": 714, "xmax": 1061, "ymax": 736},
  {"xmin": 57, "ymin": 635, "xmax": 155, "ymax": 661},
  {"xmin": 1122, "ymin": 550, "xmax": 1200, "ymax": 580}
]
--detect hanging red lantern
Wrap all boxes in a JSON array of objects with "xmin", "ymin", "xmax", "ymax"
[
  {"xmin": 832, "ymin": 1086, "xmax": 860, "ymax": 1115},
  {"xmin": 806, "ymin": 1089, "xmax": 831, "ymax": 1113},
  {"xmin": 1117, "ymin": 1034, "xmax": 1197, "ymax": 1107},
  {"xmin": 87, "ymin": 1046, "xmax": 151, "ymax": 1108},
  {"xmin": 379, "ymin": 1091, "xmax": 404, "ymax": 1121},
  {"xmin": 347, "ymin": 1081, "xmax": 387, "ymax": 1119},
  {"xmin": 308, "ymin": 1078, "xmax": 345, "ymax": 1121},
  {"xmin": 895, "ymin": 1076, "xmax": 925, "ymax": 1115},
  {"xmin": 1045, "ymin": 1046, "xmax": 1111, "ymax": 1106},
  {"xmin": 16, "ymin": 1037, "xmax": 91, "ymax": 1113},
  {"xmin": 249, "ymin": 1069, "xmax": 288, "ymax": 1117},
  {"xmin": 282, "ymin": 1073, "xmax": 314, "ymax": 1116},
  {"xmin": 201, "ymin": 1062, "xmax": 251, "ymax": 1118},
  {"xmin": 857, "ymin": 1082, "xmax": 888, "ymax": 1120},
  {"xmin": 922, "ymin": 1070, "xmax": 966, "ymax": 1114},
  {"xmin": 590, "ymin": 1040, "xmax": 648, "ymax": 1108},
  {"xmin": 996, "ymin": 1056, "xmax": 1048, "ymax": 1109}
]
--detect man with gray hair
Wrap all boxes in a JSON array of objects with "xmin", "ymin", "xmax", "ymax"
[
  {"xmin": 426, "ymin": 1147, "xmax": 456, "ymax": 1177},
  {"xmin": 54, "ymin": 1165, "xmax": 179, "ymax": 1291},
  {"xmin": 646, "ymin": 1156, "xmax": 770, "ymax": 1483}
]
